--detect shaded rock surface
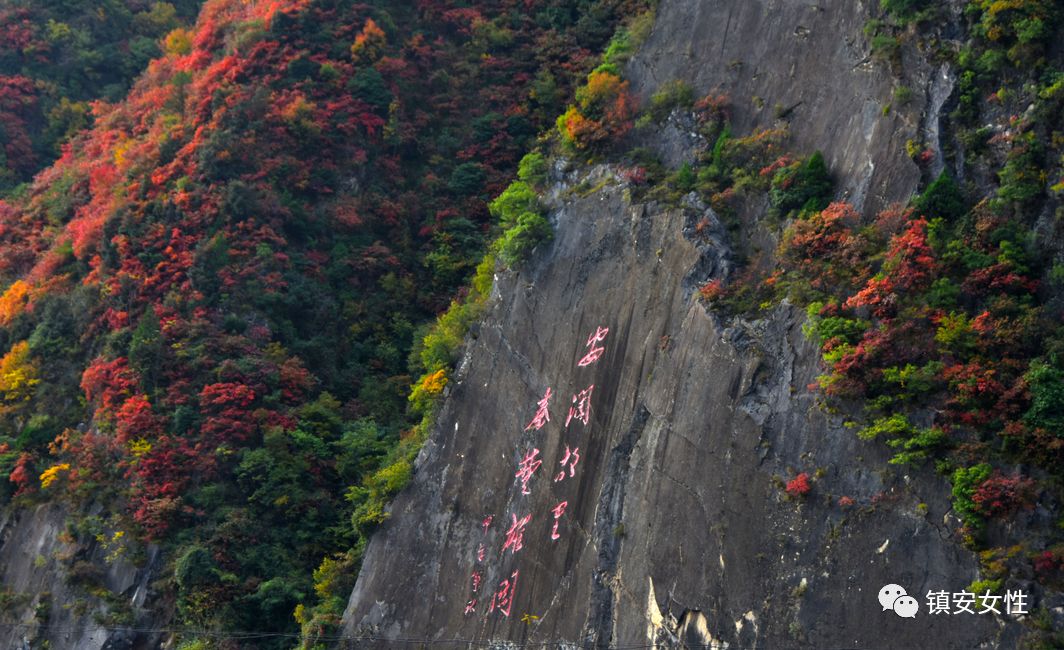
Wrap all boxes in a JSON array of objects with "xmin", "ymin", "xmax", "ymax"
[{"xmin": 0, "ymin": 503, "xmax": 167, "ymax": 650}]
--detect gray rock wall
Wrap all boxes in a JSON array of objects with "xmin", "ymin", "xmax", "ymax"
[
  {"xmin": 0, "ymin": 503, "xmax": 166, "ymax": 650},
  {"xmin": 627, "ymin": 0, "xmax": 933, "ymax": 215}
]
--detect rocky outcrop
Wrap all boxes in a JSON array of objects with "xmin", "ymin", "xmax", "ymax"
[
  {"xmin": 0, "ymin": 503, "xmax": 167, "ymax": 650},
  {"xmin": 628, "ymin": 0, "xmax": 947, "ymax": 216}
]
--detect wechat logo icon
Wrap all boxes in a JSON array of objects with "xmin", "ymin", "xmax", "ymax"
[{"xmin": 879, "ymin": 584, "xmax": 919, "ymax": 618}]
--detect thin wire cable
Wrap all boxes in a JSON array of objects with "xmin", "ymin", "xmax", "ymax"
[{"xmin": 0, "ymin": 621, "xmax": 871, "ymax": 648}]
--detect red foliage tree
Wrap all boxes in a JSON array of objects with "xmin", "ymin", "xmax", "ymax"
[
  {"xmin": 199, "ymin": 382, "xmax": 257, "ymax": 445},
  {"xmin": 785, "ymin": 472, "xmax": 812, "ymax": 498},
  {"xmin": 81, "ymin": 357, "xmax": 139, "ymax": 415},
  {"xmin": 971, "ymin": 472, "xmax": 1036, "ymax": 518},
  {"xmin": 783, "ymin": 202, "xmax": 871, "ymax": 292}
]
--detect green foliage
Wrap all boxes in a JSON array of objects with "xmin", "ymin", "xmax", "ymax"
[
  {"xmin": 598, "ymin": 11, "xmax": 655, "ymax": 72},
  {"xmin": 495, "ymin": 212, "xmax": 553, "ymax": 267},
  {"xmin": 803, "ymin": 303, "xmax": 869, "ymax": 344},
  {"xmin": 641, "ymin": 79, "xmax": 695, "ymax": 124},
  {"xmin": 424, "ymin": 217, "xmax": 484, "ymax": 288},
  {"xmin": 970, "ymin": 0, "xmax": 1060, "ymax": 67},
  {"xmin": 175, "ymin": 546, "xmax": 219, "ymax": 591},
  {"xmin": 601, "ymin": 28, "xmax": 631, "ymax": 63},
  {"xmin": 673, "ymin": 163, "xmax": 696, "ymax": 192},
  {"xmin": 769, "ymin": 151, "xmax": 833, "ymax": 219},
  {"xmin": 952, "ymin": 463, "xmax": 993, "ymax": 529},
  {"xmin": 995, "ymin": 132, "xmax": 1045, "ymax": 209},
  {"xmin": 489, "ymin": 181, "xmax": 552, "ymax": 266},
  {"xmin": 934, "ymin": 312, "xmax": 976, "ymax": 354},
  {"xmin": 348, "ymin": 457, "xmax": 411, "ymax": 536},
  {"xmin": 489, "ymin": 181, "xmax": 540, "ymax": 227},
  {"xmin": 16, "ymin": 414, "xmax": 61, "ymax": 452},
  {"xmin": 129, "ymin": 309, "xmax": 162, "ymax": 393},
  {"xmin": 857, "ymin": 413, "xmax": 913, "ymax": 442},
  {"xmin": 347, "ymin": 67, "xmax": 392, "ymax": 113},
  {"xmin": 1025, "ymin": 360, "xmax": 1064, "ymax": 432},
  {"xmin": 414, "ymin": 254, "xmax": 496, "ymax": 383},
  {"xmin": 885, "ymin": 425, "xmax": 948, "ymax": 466},
  {"xmin": 880, "ymin": 0, "xmax": 931, "ymax": 22},
  {"xmin": 913, "ymin": 172, "xmax": 966, "ymax": 222},
  {"xmin": 249, "ymin": 577, "xmax": 302, "ymax": 623},
  {"xmin": 857, "ymin": 412, "xmax": 947, "ymax": 466},
  {"xmin": 447, "ymin": 162, "xmax": 486, "ymax": 196},
  {"xmin": 969, "ymin": 578, "xmax": 1004, "ymax": 606},
  {"xmin": 869, "ymin": 33, "xmax": 901, "ymax": 65},
  {"xmin": 1048, "ymin": 263, "xmax": 1064, "ymax": 288},
  {"xmin": 517, "ymin": 151, "xmax": 549, "ymax": 186},
  {"xmin": 880, "ymin": 361, "xmax": 944, "ymax": 398}
]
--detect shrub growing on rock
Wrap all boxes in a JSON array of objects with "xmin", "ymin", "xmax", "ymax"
[{"xmin": 785, "ymin": 472, "xmax": 812, "ymax": 498}]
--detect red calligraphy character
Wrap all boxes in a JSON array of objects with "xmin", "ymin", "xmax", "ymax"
[
  {"xmin": 525, "ymin": 387, "xmax": 552, "ymax": 431},
  {"xmin": 471, "ymin": 570, "xmax": 482, "ymax": 592},
  {"xmin": 565, "ymin": 385, "xmax": 594, "ymax": 427},
  {"xmin": 502, "ymin": 513, "xmax": 531, "ymax": 555},
  {"xmin": 464, "ymin": 599, "xmax": 477, "ymax": 615},
  {"xmin": 514, "ymin": 448, "xmax": 542, "ymax": 495},
  {"xmin": 489, "ymin": 570, "xmax": 520, "ymax": 617},
  {"xmin": 550, "ymin": 501, "xmax": 568, "ymax": 541},
  {"xmin": 577, "ymin": 326, "xmax": 610, "ymax": 367},
  {"xmin": 554, "ymin": 445, "xmax": 580, "ymax": 482},
  {"xmin": 476, "ymin": 544, "xmax": 486, "ymax": 562},
  {"xmin": 481, "ymin": 515, "xmax": 493, "ymax": 533}
]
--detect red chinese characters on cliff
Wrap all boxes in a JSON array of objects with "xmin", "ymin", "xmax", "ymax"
[
  {"xmin": 565, "ymin": 385, "xmax": 594, "ymax": 427},
  {"xmin": 464, "ymin": 320, "xmax": 617, "ymax": 619},
  {"xmin": 502, "ymin": 513, "xmax": 531, "ymax": 554},
  {"xmin": 554, "ymin": 445, "xmax": 580, "ymax": 482},
  {"xmin": 489, "ymin": 570, "xmax": 520, "ymax": 617},
  {"xmin": 578, "ymin": 326, "xmax": 609, "ymax": 367},
  {"xmin": 514, "ymin": 447, "xmax": 542, "ymax": 495},
  {"xmin": 464, "ymin": 515, "xmax": 494, "ymax": 616},
  {"xmin": 525, "ymin": 386, "xmax": 552, "ymax": 431},
  {"xmin": 550, "ymin": 501, "xmax": 568, "ymax": 541}
]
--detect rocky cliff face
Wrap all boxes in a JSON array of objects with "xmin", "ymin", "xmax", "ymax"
[
  {"xmin": 0, "ymin": 503, "xmax": 166, "ymax": 649},
  {"xmin": 627, "ymin": 0, "xmax": 939, "ymax": 213},
  {"xmin": 340, "ymin": 172, "xmax": 1019, "ymax": 648},
  {"xmin": 339, "ymin": 0, "xmax": 1035, "ymax": 647}
]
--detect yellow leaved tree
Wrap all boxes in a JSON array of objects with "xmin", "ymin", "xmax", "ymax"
[{"xmin": 0, "ymin": 341, "xmax": 40, "ymax": 415}]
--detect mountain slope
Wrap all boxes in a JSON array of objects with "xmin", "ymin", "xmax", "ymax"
[
  {"xmin": 341, "ymin": 0, "xmax": 1064, "ymax": 647},
  {"xmin": 0, "ymin": 0, "xmax": 651, "ymax": 646}
]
